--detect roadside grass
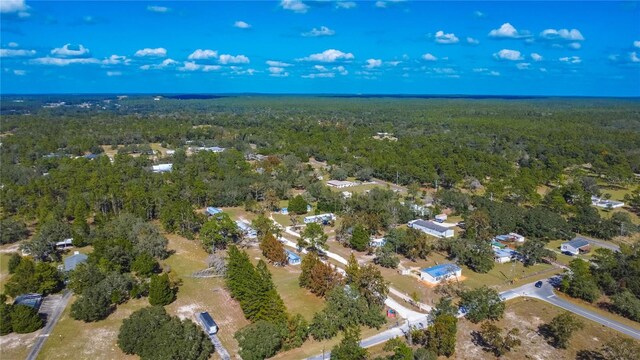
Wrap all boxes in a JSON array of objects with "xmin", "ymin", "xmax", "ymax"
[
  {"xmin": 546, "ymin": 239, "xmax": 595, "ymax": 266},
  {"xmin": 554, "ymin": 292, "xmax": 640, "ymax": 331},
  {"xmin": 456, "ymin": 297, "xmax": 637, "ymax": 360},
  {"xmin": 37, "ymin": 297, "xmax": 147, "ymax": 360},
  {"xmin": 272, "ymin": 213, "xmax": 293, "ymax": 227},
  {"xmin": 461, "ymin": 262, "xmax": 562, "ymax": 292}
]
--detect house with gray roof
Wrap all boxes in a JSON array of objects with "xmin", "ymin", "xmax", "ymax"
[
  {"xmin": 63, "ymin": 251, "xmax": 88, "ymax": 272},
  {"xmin": 408, "ymin": 219, "xmax": 454, "ymax": 238},
  {"xmin": 561, "ymin": 237, "xmax": 591, "ymax": 256}
]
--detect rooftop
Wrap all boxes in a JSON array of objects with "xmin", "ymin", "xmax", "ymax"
[
  {"xmin": 198, "ymin": 311, "xmax": 217, "ymax": 327},
  {"xmin": 64, "ymin": 252, "xmax": 88, "ymax": 272},
  {"xmin": 285, "ymin": 249, "xmax": 300, "ymax": 261},
  {"xmin": 422, "ymin": 263, "xmax": 461, "ymax": 277},
  {"xmin": 565, "ymin": 237, "xmax": 590, "ymax": 248},
  {"xmin": 411, "ymin": 219, "xmax": 449, "ymax": 233}
]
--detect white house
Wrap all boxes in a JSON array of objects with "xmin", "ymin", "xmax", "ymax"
[
  {"xmin": 341, "ymin": 191, "xmax": 352, "ymax": 199},
  {"xmin": 408, "ymin": 220, "xmax": 454, "ymax": 238},
  {"xmin": 235, "ymin": 220, "xmax": 257, "ymax": 238},
  {"xmin": 420, "ymin": 264, "xmax": 462, "ymax": 284},
  {"xmin": 304, "ymin": 213, "xmax": 336, "ymax": 224},
  {"xmin": 561, "ymin": 237, "xmax": 591, "ymax": 255},
  {"xmin": 152, "ymin": 163, "xmax": 173, "ymax": 173},
  {"xmin": 494, "ymin": 249, "xmax": 515, "ymax": 263},
  {"xmin": 434, "ymin": 214, "xmax": 447, "ymax": 223},
  {"xmin": 369, "ymin": 237, "xmax": 387, "ymax": 248},
  {"xmin": 206, "ymin": 207, "xmax": 223, "ymax": 216},
  {"xmin": 55, "ymin": 238, "xmax": 73, "ymax": 249},
  {"xmin": 165, "ymin": 150, "xmax": 176, "ymax": 156},
  {"xmin": 494, "ymin": 233, "xmax": 525, "ymax": 243},
  {"xmin": 591, "ymin": 196, "xmax": 624, "ymax": 209},
  {"xmin": 327, "ymin": 180, "xmax": 357, "ymax": 188}
]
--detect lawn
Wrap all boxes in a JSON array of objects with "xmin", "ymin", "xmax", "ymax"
[
  {"xmin": 456, "ymin": 297, "xmax": 638, "ymax": 360},
  {"xmin": 546, "ymin": 239, "xmax": 595, "ymax": 266}
]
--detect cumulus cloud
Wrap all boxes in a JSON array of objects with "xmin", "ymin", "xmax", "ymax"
[
  {"xmin": 559, "ymin": 56, "xmax": 581, "ymax": 64},
  {"xmin": 466, "ymin": 37, "xmax": 480, "ymax": 45},
  {"xmin": 8, "ymin": 42, "xmax": 19, "ymax": 48},
  {"xmin": 375, "ymin": 0, "xmax": 405, "ymax": 8},
  {"xmin": 314, "ymin": 65, "xmax": 328, "ymax": 71},
  {"xmin": 421, "ymin": 53, "xmax": 438, "ymax": 61},
  {"xmin": 300, "ymin": 49, "xmax": 354, "ymax": 62},
  {"xmin": 365, "ymin": 59, "xmax": 382, "ymax": 69},
  {"xmin": 51, "ymin": 44, "xmax": 90, "ymax": 57},
  {"xmin": 302, "ymin": 26, "xmax": 335, "ymax": 37},
  {"xmin": 219, "ymin": 54, "xmax": 250, "ymax": 64},
  {"xmin": 266, "ymin": 60, "xmax": 292, "ymax": 67},
  {"xmin": 106, "ymin": 71, "xmax": 122, "ymax": 76},
  {"xmin": 147, "ymin": 5, "xmax": 169, "ymax": 13},
  {"xmin": 302, "ymin": 72, "xmax": 335, "ymax": 78},
  {"xmin": 434, "ymin": 30, "xmax": 459, "ymax": 44},
  {"xmin": 493, "ymin": 49, "xmax": 523, "ymax": 61},
  {"xmin": 634, "ymin": 41, "xmax": 640, "ymax": 48},
  {"xmin": 140, "ymin": 58, "xmax": 177, "ymax": 70},
  {"xmin": 234, "ymin": 21, "xmax": 251, "ymax": 29},
  {"xmin": 488, "ymin": 23, "xmax": 529, "ymax": 39},
  {"xmin": 31, "ymin": 57, "xmax": 101, "ymax": 66},
  {"xmin": 134, "ymin": 48, "xmax": 167, "ymax": 57},
  {"xmin": 540, "ymin": 28, "xmax": 584, "ymax": 41},
  {"xmin": 0, "ymin": 48, "xmax": 36, "ymax": 57},
  {"xmin": 1, "ymin": 0, "xmax": 29, "ymax": 17},
  {"xmin": 629, "ymin": 52, "xmax": 639, "ymax": 63},
  {"xmin": 268, "ymin": 67, "xmax": 289, "ymax": 77},
  {"xmin": 280, "ymin": 0, "xmax": 309, "ymax": 13},
  {"xmin": 336, "ymin": 1, "xmax": 356, "ymax": 9},
  {"xmin": 188, "ymin": 49, "xmax": 218, "ymax": 60},
  {"xmin": 516, "ymin": 63, "xmax": 531, "ymax": 70},
  {"xmin": 473, "ymin": 68, "xmax": 500, "ymax": 76},
  {"xmin": 13, "ymin": 69, "xmax": 26, "ymax": 76},
  {"xmin": 102, "ymin": 54, "xmax": 130, "ymax": 65},
  {"xmin": 531, "ymin": 53, "xmax": 543, "ymax": 61},
  {"xmin": 568, "ymin": 42, "xmax": 581, "ymax": 50}
]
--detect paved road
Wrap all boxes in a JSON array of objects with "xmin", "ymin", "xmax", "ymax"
[
  {"xmin": 578, "ymin": 235, "xmax": 620, "ymax": 252},
  {"xmin": 25, "ymin": 290, "xmax": 73, "ymax": 360},
  {"xmin": 208, "ymin": 333, "xmax": 231, "ymax": 360}
]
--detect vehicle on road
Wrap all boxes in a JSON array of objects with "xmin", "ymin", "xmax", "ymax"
[{"xmin": 535, "ymin": 281, "xmax": 543, "ymax": 288}]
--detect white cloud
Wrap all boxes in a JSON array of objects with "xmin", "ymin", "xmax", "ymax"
[
  {"xmin": 234, "ymin": 21, "xmax": 251, "ymax": 29},
  {"xmin": 302, "ymin": 72, "xmax": 335, "ymax": 79},
  {"xmin": 268, "ymin": 67, "xmax": 289, "ymax": 77},
  {"xmin": 634, "ymin": 41, "xmax": 640, "ymax": 48},
  {"xmin": 531, "ymin": 53, "xmax": 543, "ymax": 61},
  {"xmin": 516, "ymin": 62, "xmax": 531, "ymax": 70},
  {"xmin": 13, "ymin": 69, "xmax": 26, "ymax": 75},
  {"xmin": 0, "ymin": 0, "xmax": 28, "ymax": 14},
  {"xmin": 472, "ymin": 68, "xmax": 488, "ymax": 72},
  {"xmin": 106, "ymin": 71, "xmax": 122, "ymax": 76},
  {"xmin": 375, "ymin": 0, "xmax": 406, "ymax": 8},
  {"xmin": 431, "ymin": 67, "xmax": 456, "ymax": 75},
  {"xmin": 375, "ymin": 1, "xmax": 387, "ymax": 8},
  {"xmin": 568, "ymin": 42, "xmax": 581, "ymax": 50},
  {"xmin": 386, "ymin": 61, "xmax": 401, "ymax": 66},
  {"xmin": 336, "ymin": 1, "xmax": 356, "ymax": 9},
  {"xmin": 134, "ymin": 48, "xmax": 167, "ymax": 57},
  {"xmin": 266, "ymin": 60, "xmax": 292, "ymax": 67},
  {"xmin": 559, "ymin": 56, "xmax": 582, "ymax": 64},
  {"xmin": 102, "ymin": 54, "xmax": 130, "ymax": 65},
  {"xmin": 434, "ymin": 30, "xmax": 459, "ymax": 44},
  {"xmin": 8, "ymin": 42, "xmax": 18, "ymax": 48},
  {"xmin": 540, "ymin": 68, "xmax": 547, "ymax": 72},
  {"xmin": 474, "ymin": 10, "xmax": 486, "ymax": 18},
  {"xmin": 365, "ymin": 59, "xmax": 382, "ymax": 69},
  {"xmin": 0, "ymin": 48, "xmax": 35, "ymax": 57},
  {"xmin": 147, "ymin": 5, "xmax": 169, "ymax": 13},
  {"xmin": 51, "ymin": 44, "xmax": 90, "ymax": 57},
  {"xmin": 188, "ymin": 49, "xmax": 218, "ymax": 60},
  {"xmin": 314, "ymin": 65, "xmax": 328, "ymax": 71},
  {"xmin": 140, "ymin": 58, "xmax": 177, "ymax": 70},
  {"xmin": 335, "ymin": 65, "xmax": 348, "ymax": 75},
  {"xmin": 202, "ymin": 65, "xmax": 221, "ymax": 72},
  {"xmin": 630, "ymin": 52, "xmax": 640, "ymax": 63},
  {"xmin": 179, "ymin": 61, "xmax": 200, "ymax": 71},
  {"xmin": 473, "ymin": 68, "xmax": 500, "ymax": 76},
  {"xmin": 300, "ymin": 49, "xmax": 354, "ymax": 62},
  {"xmin": 540, "ymin": 28, "xmax": 584, "ymax": 41},
  {"xmin": 489, "ymin": 71, "xmax": 500, "ymax": 76},
  {"xmin": 488, "ymin": 23, "xmax": 528, "ymax": 39},
  {"xmin": 493, "ymin": 49, "xmax": 523, "ymax": 61},
  {"xmin": 466, "ymin": 37, "xmax": 480, "ymax": 45},
  {"xmin": 302, "ymin": 26, "xmax": 335, "ymax": 37},
  {"xmin": 31, "ymin": 57, "xmax": 100, "ymax": 66},
  {"xmin": 219, "ymin": 54, "xmax": 250, "ymax": 64},
  {"xmin": 421, "ymin": 53, "xmax": 438, "ymax": 61},
  {"xmin": 280, "ymin": 0, "xmax": 309, "ymax": 13}
]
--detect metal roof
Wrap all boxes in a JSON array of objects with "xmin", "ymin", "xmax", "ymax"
[
  {"xmin": 64, "ymin": 253, "xmax": 88, "ymax": 272},
  {"xmin": 565, "ymin": 237, "xmax": 590, "ymax": 249},
  {"xmin": 422, "ymin": 263, "xmax": 461, "ymax": 277},
  {"xmin": 198, "ymin": 312, "xmax": 217, "ymax": 327},
  {"xmin": 285, "ymin": 249, "xmax": 300, "ymax": 261},
  {"xmin": 411, "ymin": 220, "xmax": 449, "ymax": 233}
]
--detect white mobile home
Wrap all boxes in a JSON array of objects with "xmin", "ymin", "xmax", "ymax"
[
  {"xmin": 408, "ymin": 220, "xmax": 454, "ymax": 238},
  {"xmin": 235, "ymin": 220, "xmax": 257, "ymax": 238},
  {"xmin": 420, "ymin": 264, "xmax": 462, "ymax": 284},
  {"xmin": 561, "ymin": 237, "xmax": 591, "ymax": 256},
  {"xmin": 304, "ymin": 213, "xmax": 336, "ymax": 224}
]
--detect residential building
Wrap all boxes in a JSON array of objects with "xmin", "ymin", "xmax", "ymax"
[
  {"xmin": 206, "ymin": 207, "xmax": 223, "ymax": 216},
  {"xmin": 235, "ymin": 220, "xmax": 257, "ymax": 238},
  {"xmin": 151, "ymin": 163, "xmax": 173, "ymax": 173},
  {"xmin": 63, "ymin": 251, "xmax": 88, "ymax": 272},
  {"xmin": 13, "ymin": 293, "xmax": 43, "ymax": 310},
  {"xmin": 55, "ymin": 238, "xmax": 74, "ymax": 249},
  {"xmin": 591, "ymin": 196, "xmax": 625, "ymax": 209},
  {"xmin": 369, "ymin": 237, "xmax": 387, "ymax": 248},
  {"xmin": 561, "ymin": 237, "xmax": 591, "ymax": 255},
  {"xmin": 420, "ymin": 264, "xmax": 462, "ymax": 284},
  {"xmin": 286, "ymin": 249, "xmax": 301, "ymax": 265},
  {"xmin": 198, "ymin": 312, "xmax": 218, "ymax": 335},
  {"xmin": 327, "ymin": 180, "xmax": 357, "ymax": 188},
  {"xmin": 494, "ymin": 232, "xmax": 525, "ymax": 243},
  {"xmin": 408, "ymin": 219, "xmax": 454, "ymax": 238},
  {"xmin": 304, "ymin": 213, "xmax": 336, "ymax": 224},
  {"xmin": 494, "ymin": 249, "xmax": 515, "ymax": 263},
  {"xmin": 434, "ymin": 214, "xmax": 447, "ymax": 223}
]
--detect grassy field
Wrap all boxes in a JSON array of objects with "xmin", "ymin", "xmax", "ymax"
[{"xmin": 456, "ymin": 297, "xmax": 638, "ymax": 360}]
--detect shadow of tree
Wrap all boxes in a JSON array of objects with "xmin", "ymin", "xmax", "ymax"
[{"xmin": 575, "ymin": 349, "xmax": 605, "ymax": 360}]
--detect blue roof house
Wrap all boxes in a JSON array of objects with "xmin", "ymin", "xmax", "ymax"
[
  {"xmin": 420, "ymin": 263, "xmax": 462, "ymax": 284},
  {"xmin": 64, "ymin": 251, "xmax": 88, "ymax": 272},
  {"xmin": 286, "ymin": 250, "xmax": 301, "ymax": 265},
  {"xmin": 14, "ymin": 293, "xmax": 43, "ymax": 310},
  {"xmin": 197, "ymin": 312, "xmax": 218, "ymax": 335},
  {"xmin": 206, "ymin": 207, "xmax": 223, "ymax": 216}
]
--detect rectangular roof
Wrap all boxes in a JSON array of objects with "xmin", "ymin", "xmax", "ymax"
[
  {"xmin": 198, "ymin": 312, "xmax": 217, "ymax": 327},
  {"xmin": 64, "ymin": 253, "xmax": 88, "ymax": 271},
  {"xmin": 286, "ymin": 249, "xmax": 300, "ymax": 261},
  {"xmin": 565, "ymin": 237, "xmax": 590, "ymax": 248},
  {"xmin": 494, "ymin": 249, "xmax": 514, "ymax": 258},
  {"xmin": 206, "ymin": 207, "xmax": 223, "ymax": 215},
  {"xmin": 422, "ymin": 263, "xmax": 461, "ymax": 277},
  {"xmin": 412, "ymin": 220, "xmax": 449, "ymax": 233}
]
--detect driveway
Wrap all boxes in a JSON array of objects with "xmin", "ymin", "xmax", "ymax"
[{"xmin": 25, "ymin": 290, "xmax": 73, "ymax": 360}]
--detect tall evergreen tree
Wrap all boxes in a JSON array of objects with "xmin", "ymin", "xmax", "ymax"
[
  {"xmin": 149, "ymin": 273, "xmax": 175, "ymax": 306},
  {"xmin": 350, "ymin": 224, "xmax": 369, "ymax": 251},
  {"xmin": 260, "ymin": 232, "xmax": 288, "ymax": 265}
]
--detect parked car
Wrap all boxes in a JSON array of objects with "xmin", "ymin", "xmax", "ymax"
[{"xmin": 535, "ymin": 281, "xmax": 543, "ymax": 288}]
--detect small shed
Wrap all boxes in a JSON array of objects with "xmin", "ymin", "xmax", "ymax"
[
  {"xmin": 198, "ymin": 312, "xmax": 218, "ymax": 335},
  {"xmin": 286, "ymin": 249, "xmax": 301, "ymax": 265},
  {"xmin": 152, "ymin": 164, "xmax": 173, "ymax": 173},
  {"xmin": 64, "ymin": 251, "xmax": 88, "ymax": 272},
  {"xmin": 494, "ymin": 249, "xmax": 515, "ymax": 263},
  {"xmin": 434, "ymin": 214, "xmax": 448, "ymax": 223}
]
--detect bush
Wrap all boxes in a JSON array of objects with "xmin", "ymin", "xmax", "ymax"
[
  {"xmin": 11, "ymin": 305, "xmax": 43, "ymax": 333},
  {"xmin": 71, "ymin": 286, "xmax": 113, "ymax": 322},
  {"xmin": 0, "ymin": 303, "xmax": 13, "ymax": 335},
  {"xmin": 8, "ymin": 253, "xmax": 22, "ymax": 274},
  {"xmin": 149, "ymin": 273, "xmax": 175, "ymax": 306}
]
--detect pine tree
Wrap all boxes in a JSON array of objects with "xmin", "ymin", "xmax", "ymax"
[
  {"xmin": 349, "ymin": 224, "xmax": 369, "ymax": 251},
  {"xmin": 345, "ymin": 253, "xmax": 360, "ymax": 285},
  {"xmin": 11, "ymin": 305, "xmax": 43, "ymax": 333},
  {"xmin": 299, "ymin": 252, "xmax": 321, "ymax": 288},
  {"xmin": 331, "ymin": 327, "xmax": 367, "ymax": 360},
  {"xmin": 260, "ymin": 232, "xmax": 288, "ymax": 265},
  {"xmin": 252, "ymin": 260, "xmax": 288, "ymax": 326},
  {"xmin": 0, "ymin": 304, "xmax": 13, "ymax": 335},
  {"xmin": 149, "ymin": 273, "xmax": 175, "ymax": 306}
]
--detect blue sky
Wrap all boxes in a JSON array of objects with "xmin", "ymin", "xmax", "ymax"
[{"xmin": 1, "ymin": 0, "xmax": 639, "ymax": 96}]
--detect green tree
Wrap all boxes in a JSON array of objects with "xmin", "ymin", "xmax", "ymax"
[
  {"xmin": 288, "ymin": 195, "xmax": 308, "ymax": 215},
  {"xmin": 560, "ymin": 258, "xmax": 600, "ymax": 303},
  {"xmin": 517, "ymin": 239, "xmax": 556, "ymax": 266},
  {"xmin": 118, "ymin": 306, "xmax": 171, "ymax": 355},
  {"xmin": 235, "ymin": 320, "xmax": 283, "ymax": 360},
  {"xmin": 0, "ymin": 218, "xmax": 29, "ymax": 245},
  {"xmin": 478, "ymin": 321, "xmax": 521, "ymax": 357},
  {"xmin": 350, "ymin": 224, "xmax": 369, "ymax": 251},
  {"xmin": 0, "ymin": 303, "xmax": 13, "ymax": 335},
  {"xmin": 282, "ymin": 313, "xmax": 310, "ymax": 350},
  {"xmin": 7, "ymin": 253, "xmax": 21, "ymax": 274},
  {"xmin": 71, "ymin": 286, "xmax": 113, "ymax": 322},
  {"xmin": 299, "ymin": 222, "xmax": 328, "ymax": 252},
  {"xmin": 545, "ymin": 312, "xmax": 584, "ymax": 349},
  {"xmin": 252, "ymin": 214, "xmax": 280, "ymax": 239},
  {"xmin": 611, "ymin": 290, "xmax": 640, "ymax": 322},
  {"xmin": 132, "ymin": 253, "xmax": 159, "ymax": 277},
  {"xmin": 373, "ymin": 246, "xmax": 400, "ymax": 268},
  {"xmin": 599, "ymin": 336, "xmax": 640, "ymax": 360},
  {"xmin": 459, "ymin": 286, "xmax": 505, "ymax": 323},
  {"xmin": 10, "ymin": 304, "xmax": 43, "ymax": 334},
  {"xmin": 4, "ymin": 258, "xmax": 63, "ymax": 297},
  {"xmin": 149, "ymin": 273, "xmax": 175, "ymax": 306},
  {"xmin": 68, "ymin": 263, "xmax": 105, "ymax": 294},
  {"xmin": 427, "ymin": 313, "xmax": 457, "ymax": 357},
  {"xmin": 383, "ymin": 337, "xmax": 413, "ymax": 360},
  {"xmin": 200, "ymin": 213, "xmax": 241, "ymax": 252},
  {"xmin": 330, "ymin": 327, "xmax": 367, "ymax": 360},
  {"xmin": 22, "ymin": 218, "xmax": 71, "ymax": 262}
]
